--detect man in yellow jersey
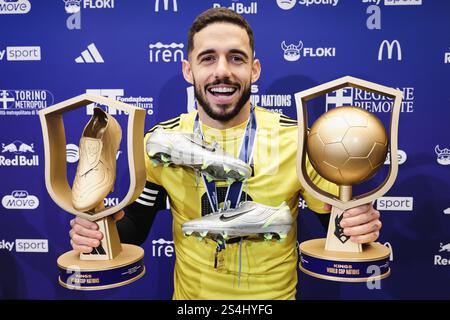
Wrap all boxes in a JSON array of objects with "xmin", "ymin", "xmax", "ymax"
[{"xmin": 69, "ymin": 8, "xmax": 382, "ymax": 299}]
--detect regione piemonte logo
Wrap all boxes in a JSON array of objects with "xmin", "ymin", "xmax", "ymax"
[
  {"xmin": 75, "ymin": 43, "xmax": 104, "ymax": 63},
  {"xmin": 0, "ymin": 0, "xmax": 31, "ymax": 14}
]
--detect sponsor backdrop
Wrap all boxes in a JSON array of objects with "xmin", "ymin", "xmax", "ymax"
[{"xmin": 0, "ymin": 0, "xmax": 449, "ymax": 300}]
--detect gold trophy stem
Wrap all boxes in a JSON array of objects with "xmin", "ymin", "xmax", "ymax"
[
  {"xmin": 339, "ymin": 185, "xmax": 352, "ymax": 202},
  {"xmin": 79, "ymin": 202, "xmax": 123, "ymax": 261}
]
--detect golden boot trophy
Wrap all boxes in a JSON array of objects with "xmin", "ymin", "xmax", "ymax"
[
  {"xmin": 39, "ymin": 94, "xmax": 146, "ymax": 290},
  {"xmin": 295, "ymin": 76, "xmax": 402, "ymax": 282}
]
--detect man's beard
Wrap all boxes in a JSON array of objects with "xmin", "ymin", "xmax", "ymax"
[{"xmin": 194, "ymin": 78, "xmax": 251, "ymax": 122}]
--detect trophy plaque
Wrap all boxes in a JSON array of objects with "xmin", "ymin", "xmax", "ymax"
[
  {"xmin": 39, "ymin": 94, "xmax": 146, "ymax": 290},
  {"xmin": 295, "ymin": 76, "xmax": 402, "ymax": 282}
]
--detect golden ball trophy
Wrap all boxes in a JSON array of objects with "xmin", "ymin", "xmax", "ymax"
[
  {"xmin": 39, "ymin": 94, "xmax": 146, "ymax": 290},
  {"xmin": 295, "ymin": 76, "xmax": 402, "ymax": 282}
]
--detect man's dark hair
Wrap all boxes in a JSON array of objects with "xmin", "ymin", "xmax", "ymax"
[{"xmin": 187, "ymin": 7, "xmax": 254, "ymax": 56}]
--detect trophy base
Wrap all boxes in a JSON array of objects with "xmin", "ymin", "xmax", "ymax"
[
  {"xmin": 299, "ymin": 239, "xmax": 390, "ymax": 282},
  {"xmin": 57, "ymin": 244, "xmax": 145, "ymax": 290}
]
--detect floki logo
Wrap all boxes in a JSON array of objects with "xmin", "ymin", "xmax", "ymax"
[
  {"xmin": 0, "ymin": 140, "xmax": 39, "ymax": 166},
  {"xmin": 281, "ymin": 41, "xmax": 336, "ymax": 61},
  {"xmin": 435, "ymin": 145, "xmax": 450, "ymax": 166},
  {"xmin": 434, "ymin": 243, "xmax": 450, "ymax": 266},
  {"xmin": 75, "ymin": 43, "xmax": 104, "ymax": 63},
  {"xmin": 0, "ymin": 0, "xmax": 31, "ymax": 15},
  {"xmin": 152, "ymin": 238, "xmax": 174, "ymax": 257},
  {"xmin": 2, "ymin": 190, "xmax": 39, "ymax": 209},
  {"xmin": 213, "ymin": 1, "xmax": 258, "ymax": 15}
]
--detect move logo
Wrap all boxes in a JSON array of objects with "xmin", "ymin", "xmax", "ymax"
[
  {"xmin": 384, "ymin": 149, "xmax": 407, "ymax": 165},
  {"xmin": 75, "ymin": 43, "xmax": 104, "ymax": 63},
  {"xmin": 325, "ymin": 86, "xmax": 415, "ymax": 113},
  {"xmin": 0, "ymin": 140, "xmax": 39, "ymax": 167},
  {"xmin": 85, "ymin": 89, "xmax": 154, "ymax": 115},
  {"xmin": 434, "ymin": 242, "xmax": 450, "ymax": 266},
  {"xmin": 281, "ymin": 41, "xmax": 336, "ymax": 61},
  {"xmin": 435, "ymin": 145, "xmax": 450, "ymax": 166},
  {"xmin": 149, "ymin": 42, "xmax": 184, "ymax": 63},
  {"xmin": 0, "ymin": 0, "xmax": 30, "ymax": 14},
  {"xmin": 2, "ymin": 190, "xmax": 39, "ymax": 210},
  {"xmin": 213, "ymin": 1, "xmax": 258, "ymax": 15},
  {"xmin": 0, "ymin": 89, "xmax": 54, "ymax": 116},
  {"xmin": 378, "ymin": 40, "xmax": 402, "ymax": 61},
  {"xmin": 0, "ymin": 46, "xmax": 41, "ymax": 61},
  {"xmin": 376, "ymin": 196, "xmax": 413, "ymax": 211},
  {"xmin": 151, "ymin": 238, "xmax": 174, "ymax": 257}
]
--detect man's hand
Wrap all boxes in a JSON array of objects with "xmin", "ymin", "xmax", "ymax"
[
  {"xmin": 69, "ymin": 210, "xmax": 125, "ymax": 253},
  {"xmin": 324, "ymin": 203, "xmax": 381, "ymax": 244}
]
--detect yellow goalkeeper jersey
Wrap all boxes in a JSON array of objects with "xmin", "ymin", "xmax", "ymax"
[{"xmin": 143, "ymin": 106, "xmax": 337, "ymax": 300}]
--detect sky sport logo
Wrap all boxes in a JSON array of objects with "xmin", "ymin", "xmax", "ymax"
[
  {"xmin": 0, "ymin": 89, "xmax": 54, "ymax": 116},
  {"xmin": 75, "ymin": 43, "xmax": 104, "ymax": 63},
  {"xmin": 0, "ymin": 46, "xmax": 41, "ymax": 61},
  {"xmin": 152, "ymin": 238, "xmax": 174, "ymax": 257},
  {"xmin": 0, "ymin": 239, "xmax": 48, "ymax": 253},
  {"xmin": 1, "ymin": 140, "xmax": 39, "ymax": 167},
  {"xmin": 2, "ymin": 190, "xmax": 39, "ymax": 210},
  {"xmin": 376, "ymin": 197, "xmax": 413, "ymax": 211},
  {"xmin": 384, "ymin": 0, "xmax": 422, "ymax": 5},
  {"xmin": 0, "ymin": 0, "xmax": 30, "ymax": 14},
  {"xmin": 148, "ymin": 42, "xmax": 184, "ymax": 63}
]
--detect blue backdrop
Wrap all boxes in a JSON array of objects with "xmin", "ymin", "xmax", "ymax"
[{"xmin": 1, "ymin": 0, "xmax": 449, "ymax": 300}]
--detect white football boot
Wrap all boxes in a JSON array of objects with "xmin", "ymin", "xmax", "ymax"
[
  {"xmin": 146, "ymin": 128, "xmax": 252, "ymax": 183},
  {"xmin": 181, "ymin": 201, "xmax": 293, "ymax": 242}
]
